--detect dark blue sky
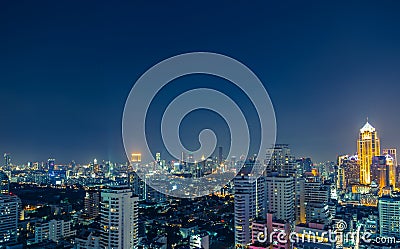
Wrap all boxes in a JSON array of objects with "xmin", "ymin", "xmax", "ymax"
[{"xmin": 1, "ymin": 1, "xmax": 400, "ymax": 164}]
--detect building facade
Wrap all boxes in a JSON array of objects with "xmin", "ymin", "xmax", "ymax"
[
  {"xmin": 234, "ymin": 161, "xmax": 265, "ymax": 248},
  {"xmin": 0, "ymin": 194, "xmax": 20, "ymax": 246},
  {"xmin": 265, "ymin": 176, "xmax": 295, "ymax": 223},
  {"xmin": 358, "ymin": 121, "xmax": 380, "ymax": 185},
  {"xmin": 189, "ymin": 232, "xmax": 209, "ymax": 249},
  {"xmin": 379, "ymin": 196, "xmax": 400, "ymax": 239},
  {"xmin": 265, "ymin": 144, "xmax": 296, "ymax": 177},
  {"xmin": 371, "ymin": 155, "xmax": 396, "ymax": 191},
  {"xmin": 35, "ymin": 219, "xmax": 76, "ymax": 243},
  {"xmin": 100, "ymin": 186, "xmax": 139, "ymax": 249},
  {"xmin": 84, "ymin": 189, "xmax": 100, "ymax": 219},
  {"xmin": 0, "ymin": 171, "xmax": 9, "ymax": 194}
]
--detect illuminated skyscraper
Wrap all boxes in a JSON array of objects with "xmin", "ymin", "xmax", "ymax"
[
  {"xmin": 84, "ymin": 189, "xmax": 100, "ymax": 219},
  {"xmin": 0, "ymin": 194, "xmax": 21, "ymax": 246},
  {"xmin": 128, "ymin": 171, "xmax": 147, "ymax": 201},
  {"xmin": 383, "ymin": 148, "xmax": 397, "ymax": 189},
  {"xmin": 48, "ymin": 158, "xmax": 55, "ymax": 172},
  {"xmin": 304, "ymin": 177, "xmax": 330, "ymax": 224},
  {"xmin": 234, "ymin": 160, "xmax": 265, "ymax": 248},
  {"xmin": 337, "ymin": 155, "xmax": 360, "ymax": 190},
  {"xmin": 0, "ymin": 171, "xmax": 9, "ymax": 194},
  {"xmin": 383, "ymin": 148, "xmax": 398, "ymax": 166},
  {"xmin": 265, "ymin": 145, "xmax": 300, "ymax": 223},
  {"xmin": 265, "ymin": 175, "xmax": 295, "ymax": 222},
  {"xmin": 131, "ymin": 153, "xmax": 141, "ymax": 163},
  {"xmin": 357, "ymin": 121, "xmax": 380, "ymax": 185},
  {"xmin": 3, "ymin": 153, "xmax": 10, "ymax": 169},
  {"xmin": 371, "ymin": 156, "xmax": 392, "ymax": 191},
  {"xmin": 265, "ymin": 144, "xmax": 296, "ymax": 177},
  {"xmin": 100, "ymin": 186, "xmax": 138, "ymax": 249}
]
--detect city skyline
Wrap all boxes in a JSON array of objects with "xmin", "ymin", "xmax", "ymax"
[
  {"xmin": 2, "ymin": 1, "xmax": 400, "ymax": 249},
  {"xmin": 0, "ymin": 119, "xmax": 393, "ymax": 165}
]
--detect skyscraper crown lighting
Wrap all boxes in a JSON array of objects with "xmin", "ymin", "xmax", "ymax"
[
  {"xmin": 360, "ymin": 121, "xmax": 376, "ymax": 133},
  {"xmin": 358, "ymin": 120, "xmax": 380, "ymax": 185}
]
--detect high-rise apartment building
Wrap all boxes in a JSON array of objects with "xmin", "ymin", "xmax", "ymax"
[
  {"xmin": 84, "ymin": 189, "xmax": 100, "ymax": 219},
  {"xmin": 337, "ymin": 155, "xmax": 360, "ymax": 190},
  {"xmin": 358, "ymin": 121, "xmax": 380, "ymax": 185},
  {"xmin": 379, "ymin": 196, "xmax": 400, "ymax": 239},
  {"xmin": 128, "ymin": 171, "xmax": 147, "ymax": 201},
  {"xmin": 0, "ymin": 171, "xmax": 9, "ymax": 194},
  {"xmin": 234, "ymin": 160, "xmax": 265, "ymax": 248},
  {"xmin": 265, "ymin": 175, "xmax": 295, "ymax": 222},
  {"xmin": 295, "ymin": 177, "xmax": 305, "ymax": 224},
  {"xmin": 383, "ymin": 148, "xmax": 398, "ymax": 166},
  {"xmin": 265, "ymin": 145, "xmax": 301, "ymax": 223},
  {"xmin": 3, "ymin": 153, "xmax": 11, "ymax": 169},
  {"xmin": 265, "ymin": 144, "xmax": 296, "ymax": 177},
  {"xmin": 296, "ymin": 158, "xmax": 313, "ymax": 174},
  {"xmin": 100, "ymin": 186, "xmax": 139, "ymax": 249},
  {"xmin": 0, "ymin": 194, "xmax": 20, "ymax": 246},
  {"xmin": 304, "ymin": 178, "xmax": 330, "ymax": 204},
  {"xmin": 371, "ymin": 155, "xmax": 396, "ymax": 191},
  {"xmin": 48, "ymin": 158, "xmax": 55, "ymax": 172},
  {"xmin": 304, "ymin": 177, "xmax": 331, "ymax": 224},
  {"xmin": 337, "ymin": 156, "xmax": 347, "ymax": 191}
]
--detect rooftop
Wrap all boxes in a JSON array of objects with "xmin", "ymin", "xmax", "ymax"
[{"xmin": 360, "ymin": 121, "xmax": 376, "ymax": 133}]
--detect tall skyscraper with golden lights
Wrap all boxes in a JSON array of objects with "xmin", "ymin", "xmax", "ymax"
[{"xmin": 358, "ymin": 120, "xmax": 380, "ymax": 185}]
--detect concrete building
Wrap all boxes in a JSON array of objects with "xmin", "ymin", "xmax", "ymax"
[
  {"xmin": 379, "ymin": 196, "xmax": 400, "ymax": 239},
  {"xmin": 189, "ymin": 232, "xmax": 209, "ymax": 249},
  {"xmin": 83, "ymin": 189, "xmax": 100, "ymax": 219},
  {"xmin": 75, "ymin": 230, "xmax": 100, "ymax": 249},
  {"xmin": 0, "ymin": 194, "xmax": 20, "ymax": 246},
  {"xmin": 0, "ymin": 171, "xmax": 9, "ymax": 194},
  {"xmin": 234, "ymin": 160, "xmax": 265, "ymax": 248},
  {"xmin": 371, "ymin": 155, "xmax": 396, "ymax": 191},
  {"xmin": 265, "ymin": 176, "xmax": 295, "ymax": 223},
  {"xmin": 304, "ymin": 178, "xmax": 331, "ymax": 224},
  {"xmin": 265, "ymin": 144, "xmax": 296, "ymax": 177},
  {"xmin": 34, "ymin": 219, "xmax": 76, "ymax": 243},
  {"xmin": 250, "ymin": 213, "xmax": 291, "ymax": 249},
  {"xmin": 100, "ymin": 186, "xmax": 139, "ymax": 249}
]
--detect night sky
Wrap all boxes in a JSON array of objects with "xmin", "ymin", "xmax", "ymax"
[{"xmin": 1, "ymin": 1, "xmax": 400, "ymax": 164}]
